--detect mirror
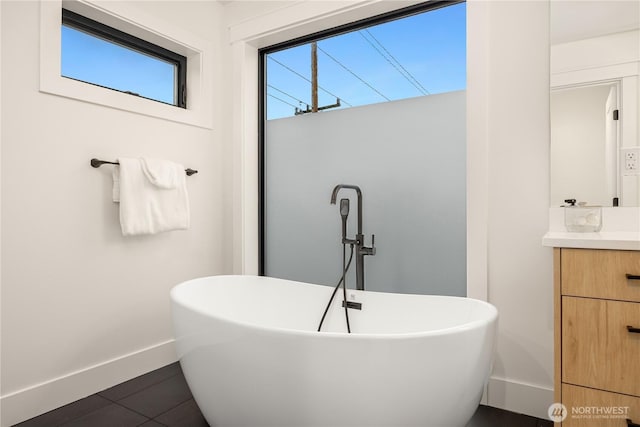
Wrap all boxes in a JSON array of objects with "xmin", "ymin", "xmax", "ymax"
[
  {"xmin": 550, "ymin": 1, "xmax": 640, "ymax": 207},
  {"xmin": 551, "ymin": 81, "xmax": 619, "ymax": 207}
]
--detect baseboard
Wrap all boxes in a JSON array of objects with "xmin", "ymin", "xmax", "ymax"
[
  {"xmin": 487, "ymin": 376, "xmax": 554, "ymax": 420},
  {"xmin": 480, "ymin": 383, "xmax": 488, "ymax": 405},
  {"xmin": 0, "ymin": 339, "xmax": 177, "ymax": 427}
]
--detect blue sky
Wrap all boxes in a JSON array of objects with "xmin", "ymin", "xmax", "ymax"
[
  {"xmin": 60, "ymin": 2, "xmax": 465, "ymax": 115},
  {"xmin": 61, "ymin": 25, "xmax": 177, "ymax": 105},
  {"xmin": 266, "ymin": 2, "xmax": 466, "ymax": 120}
]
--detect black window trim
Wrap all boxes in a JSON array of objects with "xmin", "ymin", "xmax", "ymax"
[
  {"xmin": 257, "ymin": 0, "xmax": 464, "ymax": 275},
  {"xmin": 61, "ymin": 8, "xmax": 187, "ymax": 108}
]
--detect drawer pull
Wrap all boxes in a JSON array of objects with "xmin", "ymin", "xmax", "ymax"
[
  {"xmin": 627, "ymin": 325, "xmax": 640, "ymax": 334},
  {"xmin": 626, "ymin": 274, "xmax": 640, "ymax": 280},
  {"xmin": 627, "ymin": 419, "xmax": 640, "ymax": 427}
]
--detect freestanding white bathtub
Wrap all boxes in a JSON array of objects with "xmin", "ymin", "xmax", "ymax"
[{"xmin": 170, "ymin": 275, "xmax": 497, "ymax": 427}]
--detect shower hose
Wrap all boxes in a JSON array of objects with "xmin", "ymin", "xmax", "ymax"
[{"xmin": 317, "ymin": 243, "xmax": 354, "ymax": 333}]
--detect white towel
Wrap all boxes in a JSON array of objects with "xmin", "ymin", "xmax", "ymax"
[{"xmin": 112, "ymin": 157, "xmax": 190, "ymax": 236}]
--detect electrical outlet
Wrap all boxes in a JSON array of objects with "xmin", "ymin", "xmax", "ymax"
[
  {"xmin": 622, "ymin": 148, "xmax": 640, "ymax": 175},
  {"xmin": 627, "ymin": 152, "xmax": 637, "ymax": 170}
]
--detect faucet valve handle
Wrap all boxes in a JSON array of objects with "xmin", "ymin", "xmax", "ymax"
[{"xmin": 363, "ymin": 234, "xmax": 376, "ymax": 256}]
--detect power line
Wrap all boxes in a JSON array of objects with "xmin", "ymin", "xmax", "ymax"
[
  {"xmin": 358, "ymin": 31, "xmax": 427, "ymax": 96},
  {"xmin": 267, "ymin": 93, "xmax": 298, "ymax": 109},
  {"xmin": 267, "ymin": 84, "xmax": 308, "ymax": 107},
  {"xmin": 364, "ymin": 29, "xmax": 430, "ymax": 95},
  {"xmin": 363, "ymin": 29, "xmax": 430, "ymax": 95},
  {"xmin": 316, "ymin": 45, "xmax": 390, "ymax": 102},
  {"xmin": 267, "ymin": 56, "xmax": 352, "ymax": 107}
]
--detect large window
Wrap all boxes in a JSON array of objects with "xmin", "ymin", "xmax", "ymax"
[
  {"xmin": 260, "ymin": 1, "xmax": 467, "ymax": 297},
  {"xmin": 61, "ymin": 9, "xmax": 187, "ymax": 108}
]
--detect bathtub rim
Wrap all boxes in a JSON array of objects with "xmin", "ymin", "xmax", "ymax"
[{"xmin": 170, "ymin": 274, "xmax": 498, "ymax": 340}]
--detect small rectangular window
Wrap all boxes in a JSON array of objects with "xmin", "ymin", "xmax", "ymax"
[{"xmin": 61, "ymin": 9, "xmax": 187, "ymax": 108}]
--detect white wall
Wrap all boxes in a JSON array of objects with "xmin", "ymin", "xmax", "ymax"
[
  {"xmin": 0, "ymin": 1, "xmax": 228, "ymax": 425},
  {"xmin": 475, "ymin": 1, "xmax": 553, "ymax": 417},
  {"xmin": 226, "ymin": 0, "xmax": 553, "ymax": 419},
  {"xmin": 551, "ymin": 29, "xmax": 639, "ymax": 75}
]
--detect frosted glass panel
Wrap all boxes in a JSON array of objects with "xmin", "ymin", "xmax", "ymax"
[{"xmin": 265, "ymin": 91, "xmax": 466, "ymax": 296}]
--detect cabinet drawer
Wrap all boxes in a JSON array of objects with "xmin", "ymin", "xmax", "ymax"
[
  {"xmin": 561, "ymin": 383, "xmax": 640, "ymax": 427},
  {"xmin": 561, "ymin": 249, "xmax": 640, "ymax": 302},
  {"xmin": 562, "ymin": 297, "xmax": 640, "ymax": 396}
]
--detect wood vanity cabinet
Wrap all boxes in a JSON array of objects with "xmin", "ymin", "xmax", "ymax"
[{"xmin": 554, "ymin": 248, "xmax": 640, "ymax": 426}]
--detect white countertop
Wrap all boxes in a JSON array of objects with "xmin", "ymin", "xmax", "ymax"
[
  {"xmin": 542, "ymin": 231, "xmax": 640, "ymax": 250},
  {"xmin": 544, "ymin": 207, "xmax": 640, "ymax": 250}
]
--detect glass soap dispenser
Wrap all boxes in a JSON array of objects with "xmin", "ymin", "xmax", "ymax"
[{"xmin": 563, "ymin": 199, "xmax": 602, "ymax": 232}]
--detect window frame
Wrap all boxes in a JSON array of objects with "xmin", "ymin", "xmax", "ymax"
[
  {"xmin": 61, "ymin": 8, "xmax": 187, "ymax": 108},
  {"xmin": 39, "ymin": 0, "xmax": 213, "ymax": 129},
  {"xmin": 257, "ymin": 0, "xmax": 465, "ymax": 274}
]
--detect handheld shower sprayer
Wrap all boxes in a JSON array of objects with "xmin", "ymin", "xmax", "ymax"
[{"xmin": 340, "ymin": 198, "xmax": 349, "ymax": 242}]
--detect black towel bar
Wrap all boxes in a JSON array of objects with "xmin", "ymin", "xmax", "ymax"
[{"xmin": 90, "ymin": 158, "xmax": 198, "ymax": 176}]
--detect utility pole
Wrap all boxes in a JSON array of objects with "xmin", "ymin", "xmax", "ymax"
[
  {"xmin": 311, "ymin": 42, "xmax": 318, "ymax": 113},
  {"xmin": 294, "ymin": 42, "xmax": 341, "ymax": 115}
]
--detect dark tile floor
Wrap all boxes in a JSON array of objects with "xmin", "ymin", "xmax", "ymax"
[{"xmin": 14, "ymin": 362, "xmax": 553, "ymax": 427}]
